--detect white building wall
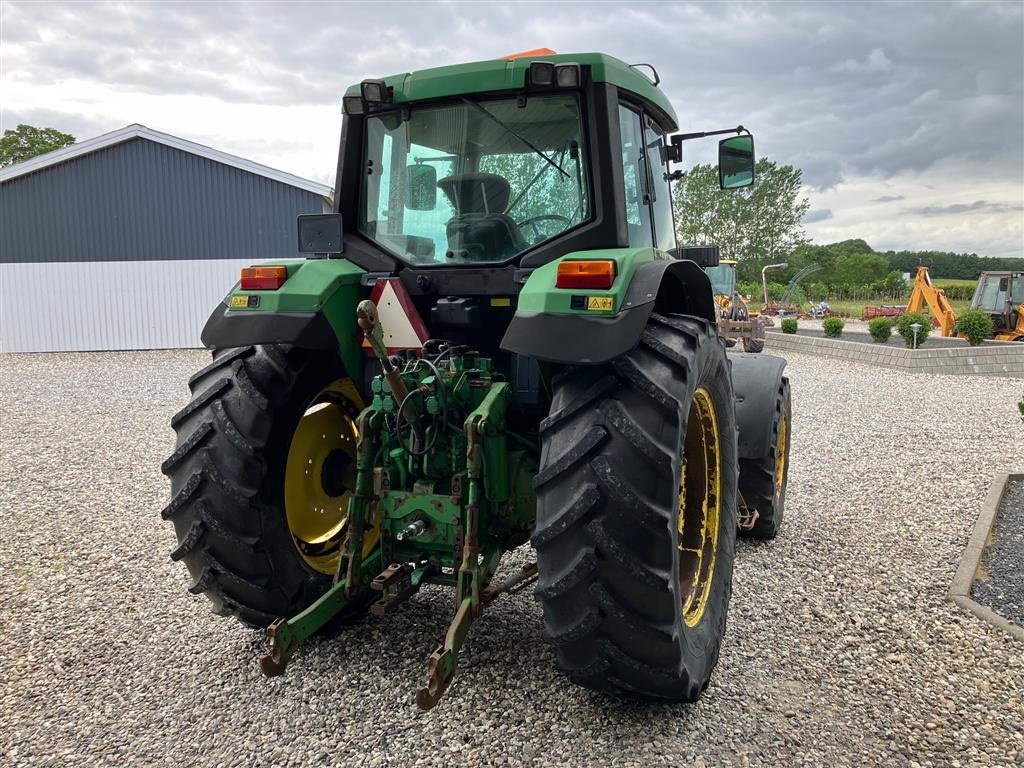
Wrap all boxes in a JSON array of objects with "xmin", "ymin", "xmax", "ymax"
[{"xmin": 0, "ymin": 258, "xmax": 255, "ymax": 353}]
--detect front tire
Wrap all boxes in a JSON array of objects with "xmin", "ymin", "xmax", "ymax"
[
  {"xmin": 742, "ymin": 337, "xmax": 765, "ymax": 353},
  {"xmin": 161, "ymin": 345, "xmax": 369, "ymax": 627},
  {"xmin": 533, "ymin": 314, "xmax": 738, "ymax": 700}
]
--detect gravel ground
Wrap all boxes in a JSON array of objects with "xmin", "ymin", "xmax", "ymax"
[
  {"xmin": 973, "ymin": 479, "xmax": 1024, "ymax": 628},
  {"xmin": 2, "ymin": 349, "xmax": 1022, "ymax": 767}
]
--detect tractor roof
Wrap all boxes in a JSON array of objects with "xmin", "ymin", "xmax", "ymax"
[{"xmin": 345, "ymin": 51, "xmax": 678, "ymax": 129}]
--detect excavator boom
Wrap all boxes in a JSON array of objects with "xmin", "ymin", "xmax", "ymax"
[{"xmin": 906, "ymin": 266, "xmax": 958, "ymax": 337}]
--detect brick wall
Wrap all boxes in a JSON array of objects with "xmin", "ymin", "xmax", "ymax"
[{"xmin": 764, "ymin": 332, "xmax": 1024, "ymax": 377}]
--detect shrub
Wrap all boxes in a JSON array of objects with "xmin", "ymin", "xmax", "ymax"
[
  {"xmin": 957, "ymin": 309, "xmax": 994, "ymax": 346},
  {"xmin": 781, "ymin": 318, "xmax": 798, "ymax": 334},
  {"xmin": 822, "ymin": 317, "xmax": 844, "ymax": 338},
  {"xmin": 897, "ymin": 312, "xmax": 931, "ymax": 348},
  {"xmin": 868, "ymin": 317, "xmax": 893, "ymax": 343}
]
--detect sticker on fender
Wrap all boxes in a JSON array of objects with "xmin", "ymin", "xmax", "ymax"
[
  {"xmin": 229, "ymin": 295, "xmax": 259, "ymax": 308},
  {"xmin": 587, "ymin": 296, "xmax": 614, "ymax": 311}
]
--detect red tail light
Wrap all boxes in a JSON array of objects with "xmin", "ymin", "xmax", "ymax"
[
  {"xmin": 556, "ymin": 260, "xmax": 616, "ymax": 289},
  {"xmin": 240, "ymin": 266, "xmax": 288, "ymax": 290}
]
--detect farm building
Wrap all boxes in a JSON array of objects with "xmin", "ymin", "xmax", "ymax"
[{"xmin": 0, "ymin": 124, "xmax": 333, "ymax": 353}]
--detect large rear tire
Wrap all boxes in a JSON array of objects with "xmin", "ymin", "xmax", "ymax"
[
  {"xmin": 533, "ymin": 314, "xmax": 738, "ymax": 700},
  {"xmin": 737, "ymin": 377, "xmax": 791, "ymax": 540},
  {"xmin": 161, "ymin": 345, "xmax": 371, "ymax": 627}
]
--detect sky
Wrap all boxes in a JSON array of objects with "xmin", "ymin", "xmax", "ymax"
[{"xmin": 2, "ymin": 0, "xmax": 1022, "ymax": 257}]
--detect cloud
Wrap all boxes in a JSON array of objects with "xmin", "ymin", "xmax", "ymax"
[
  {"xmin": 803, "ymin": 209, "xmax": 834, "ymax": 223},
  {"xmin": 906, "ymin": 200, "xmax": 1024, "ymax": 216},
  {"xmin": 872, "ymin": 195, "xmax": 905, "ymax": 203},
  {"xmin": 829, "ymin": 48, "xmax": 893, "ymax": 74}
]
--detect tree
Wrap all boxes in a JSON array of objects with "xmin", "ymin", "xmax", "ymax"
[
  {"xmin": 672, "ymin": 158, "xmax": 810, "ymax": 281},
  {"xmin": 0, "ymin": 124, "xmax": 76, "ymax": 167},
  {"xmin": 832, "ymin": 252, "xmax": 889, "ymax": 289}
]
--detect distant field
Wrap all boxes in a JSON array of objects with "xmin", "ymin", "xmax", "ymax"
[{"xmin": 932, "ymin": 279, "xmax": 979, "ymax": 288}]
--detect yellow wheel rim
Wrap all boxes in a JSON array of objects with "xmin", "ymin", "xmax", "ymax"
[
  {"xmin": 284, "ymin": 379, "xmax": 378, "ymax": 575},
  {"xmin": 677, "ymin": 387, "xmax": 722, "ymax": 628},
  {"xmin": 775, "ymin": 414, "xmax": 789, "ymax": 500}
]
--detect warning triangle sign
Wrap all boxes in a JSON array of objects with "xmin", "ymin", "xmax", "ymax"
[{"xmin": 362, "ymin": 278, "xmax": 430, "ymax": 355}]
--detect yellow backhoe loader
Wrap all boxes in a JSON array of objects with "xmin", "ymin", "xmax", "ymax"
[{"xmin": 907, "ymin": 266, "xmax": 1023, "ymax": 342}]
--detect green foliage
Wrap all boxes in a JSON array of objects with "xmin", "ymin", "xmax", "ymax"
[
  {"xmin": 822, "ymin": 317, "xmax": 844, "ymax": 338},
  {"xmin": 673, "ymin": 158, "xmax": 810, "ymax": 272},
  {"xmin": 833, "ymin": 252, "xmax": 890, "ymax": 289},
  {"xmin": 868, "ymin": 317, "xmax": 893, "ymax": 343},
  {"xmin": 870, "ymin": 271, "xmax": 909, "ymax": 298},
  {"xmin": 957, "ymin": 310, "xmax": 994, "ymax": 345},
  {"xmin": 897, "ymin": 312, "xmax": 931, "ymax": 348},
  {"xmin": 735, "ymin": 280, "xmax": 805, "ymax": 305},
  {"xmin": 931, "ymin": 281, "xmax": 977, "ymax": 301},
  {"xmin": 886, "ymin": 250, "xmax": 1024, "ymax": 279},
  {"xmin": 781, "ymin": 318, "xmax": 798, "ymax": 334},
  {"xmin": 0, "ymin": 124, "xmax": 76, "ymax": 167}
]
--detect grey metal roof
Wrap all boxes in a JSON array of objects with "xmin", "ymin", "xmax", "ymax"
[
  {"xmin": 0, "ymin": 123, "xmax": 333, "ymax": 199},
  {"xmin": 1, "ymin": 136, "xmax": 330, "ymax": 264}
]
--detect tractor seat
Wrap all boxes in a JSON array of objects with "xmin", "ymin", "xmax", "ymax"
[{"xmin": 438, "ymin": 173, "xmax": 527, "ymax": 260}]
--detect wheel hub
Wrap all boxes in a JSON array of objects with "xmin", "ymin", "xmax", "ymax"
[
  {"xmin": 283, "ymin": 380, "xmax": 377, "ymax": 574},
  {"xmin": 677, "ymin": 386, "xmax": 722, "ymax": 628},
  {"xmin": 775, "ymin": 415, "xmax": 789, "ymax": 500}
]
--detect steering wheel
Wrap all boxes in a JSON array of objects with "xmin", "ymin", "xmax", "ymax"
[{"xmin": 517, "ymin": 214, "xmax": 571, "ymax": 243}]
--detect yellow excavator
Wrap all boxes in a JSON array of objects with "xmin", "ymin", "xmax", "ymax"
[{"xmin": 907, "ymin": 266, "xmax": 1024, "ymax": 342}]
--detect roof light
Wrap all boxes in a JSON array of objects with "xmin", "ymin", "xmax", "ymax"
[
  {"xmin": 360, "ymin": 79, "xmax": 390, "ymax": 104},
  {"xmin": 556, "ymin": 260, "xmax": 617, "ymax": 290},
  {"xmin": 342, "ymin": 95, "xmax": 365, "ymax": 115},
  {"xmin": 240, "ymin": 266, "xmax": 288, "ymax": 290},
  {"xmin": 503, "ymin": 47, "xmax": 558, "ymax": 61},
  {"xmin": 528, "ymin": 61, "xmax": 555, "ymax": 87},
  {"xmin": 554, "ymin": 64, "xmax": 580, "ymax": 88}
]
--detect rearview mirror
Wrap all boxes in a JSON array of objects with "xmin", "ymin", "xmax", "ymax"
[
  {"xmin": 718, "ymin": 135, "xmax": 755, "ymax": 189},
  {"xmin": 406, "ymin": 164, "xmax": 437, "ymax": 211},
  {"xmin": 297, "ymin": 213, "xmax": 343, "ymax": 254}
]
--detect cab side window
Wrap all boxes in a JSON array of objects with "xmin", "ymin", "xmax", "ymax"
[
  {"xmin": 644, "ymin": 118, "xmax": 677, "ymax": 252},
  {"xmin": 618, "ymin": 105, "xmax": 654, "ymax": 248}
]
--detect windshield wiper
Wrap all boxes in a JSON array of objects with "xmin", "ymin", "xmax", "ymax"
[
  {"xmin": 508, "ymin": 142, "xmax": 569, "ymax": 214},
  {"xmin": 462, "ymin": 97, "xmax": 569, "ymax": 179}
]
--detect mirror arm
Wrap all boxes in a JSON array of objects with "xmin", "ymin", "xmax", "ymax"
[{"xmin": 667, "ymin": 125, "xmax": 748, "ymax": 163}]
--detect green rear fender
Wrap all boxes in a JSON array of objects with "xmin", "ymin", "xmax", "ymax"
[
  {"xmin": 500, "ymin": 248, "xmax": 716, "ymax": 364},
  {"xmin": 201, "ymin": 258, "xmax": 366, "ymax": 379}
]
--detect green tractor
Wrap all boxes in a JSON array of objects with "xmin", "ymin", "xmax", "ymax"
[{"xmin": 162, "ymin": 50, "xmax": 792, "ymax": 709}]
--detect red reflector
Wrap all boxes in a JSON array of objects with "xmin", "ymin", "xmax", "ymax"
[
  {"xmin": 556, "ymin": 260, "xmax": 616, "ymax": 289},
  {"xmin": 240, "ymin": 266, "xmax": 288, "ymax": 290}
]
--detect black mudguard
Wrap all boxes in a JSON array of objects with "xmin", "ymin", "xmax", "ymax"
[
  {"xmin": 501, "ymin": 259, "xmax": 717, "ymax": 365},
  {"xmin": 729, "ymin": 351, "xmax": 788, "ymax": 459},
  {"xmin": 200, "ymin": 304, "xmax": 340, "ymax": 350}
]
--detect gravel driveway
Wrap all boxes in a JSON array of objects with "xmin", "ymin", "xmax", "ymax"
[{"xmin": 1, "ymin": 349, "xmax": 1021, "ymax": 767}]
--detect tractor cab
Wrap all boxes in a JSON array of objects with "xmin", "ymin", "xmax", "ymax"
[
  {"xmin": 706, "ymin": 259, "xmax": 738, "ymax": 298},
  {"xmin": 971, "ymin": 271, "xmax": 1024, "ymax": 337},
  {"xmin": 337, "ymin": 52, "xmax": 686, "ymax": 273}
]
